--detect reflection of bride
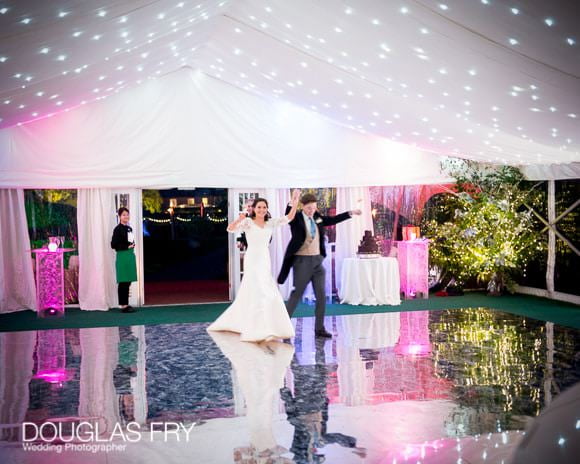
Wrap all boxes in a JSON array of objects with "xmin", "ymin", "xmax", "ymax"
[{"xmin": 208, "ymin": 331, "xmax": 294, "ymax": 462}]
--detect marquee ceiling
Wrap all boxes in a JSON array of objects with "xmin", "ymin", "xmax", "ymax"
[{"xmin": 1, "ymin": 0, "xmax": 579, "ymax": 166}]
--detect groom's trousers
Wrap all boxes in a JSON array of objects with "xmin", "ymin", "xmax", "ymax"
[{"xmin": 285, "ymin": 255, "xmax": 327, "ymax": 331}]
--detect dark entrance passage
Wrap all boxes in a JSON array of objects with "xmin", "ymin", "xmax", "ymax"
[{"xmin": 142, "ymin": 188, "xmax": 229, "ymax": 304}]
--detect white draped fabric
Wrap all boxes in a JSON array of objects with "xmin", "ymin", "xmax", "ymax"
[
  {"xmin": 265, "ymin": 188, "xmax": 293, "ymax": 300},
  {"xmin": 77, "ymin": 188, "xmax": 117, "ymax": 311},
  {"xmin": 339, "ymin": 257, "xmax": 401, "ymax": 306},
  {"xmin": 0, "ymin": 189, "xmax": 36, "ymax": 313},
  {"xmin": 522, "ymin": 162, "xmax": 580, "ymax": 181},
  {"xmin": 0, "ymin": 1, "xmax": 579, "ymax": 169},
  {"xmin": 335, "ymin": 186, "xmax": 375, "ymax": 292},
  {"xmin": 0, "ymin": 69, "xmax": 450, "ymax": 189}
]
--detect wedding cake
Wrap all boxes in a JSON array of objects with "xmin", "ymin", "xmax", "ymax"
[{"xmin": 357, "ymin": 230, "xmax": 381, "ymax": 258}]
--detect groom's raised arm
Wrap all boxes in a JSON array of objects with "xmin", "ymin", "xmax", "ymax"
[{"xmin": 321, "ymin": 211, "xmax": 352, "ymax": 227}]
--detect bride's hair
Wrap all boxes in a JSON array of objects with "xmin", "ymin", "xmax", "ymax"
[{"xmin": 251, "ymin": 198, "xmax": 271, "ymax": 221}]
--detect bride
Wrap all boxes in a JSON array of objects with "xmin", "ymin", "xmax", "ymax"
[{"xmin": 208, "ymin": 190, "xmax": 300, "ymax": 342}]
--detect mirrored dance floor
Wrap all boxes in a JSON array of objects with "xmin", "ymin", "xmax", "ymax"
[{"xmin": 1, "ymin": 308, "xmax": 579, "ymax": 463}]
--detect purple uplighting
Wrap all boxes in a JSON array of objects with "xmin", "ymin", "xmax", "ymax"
[{"xmin": 34, "ymin": 369, "xmax": 67, "ymax": 384}]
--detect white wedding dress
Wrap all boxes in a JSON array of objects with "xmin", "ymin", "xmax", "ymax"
[{"xmin": 208, "ymin": 217, "xmax": 295, "ymax": 341}]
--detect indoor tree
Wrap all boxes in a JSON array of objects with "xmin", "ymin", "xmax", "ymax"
[{"xmin": 422, "ymin": 159, "xmax": 545, "ymax": 294}]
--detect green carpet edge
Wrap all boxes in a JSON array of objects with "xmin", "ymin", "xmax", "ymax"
[{"xmin": 1, "ymin": 292, "xmax": 579, "ymax": 333}]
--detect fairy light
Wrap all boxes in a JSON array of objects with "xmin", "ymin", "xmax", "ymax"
[
  {"xmin": 206, "ymin": 214, "xmax": 228, "ymax": 223},
  {"xmin": 145, "ymin": 217, "xmax": 171, "ymax": 223}
]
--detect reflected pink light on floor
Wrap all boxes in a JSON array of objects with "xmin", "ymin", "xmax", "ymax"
[
  {"xmin": 401, "ymin": 343, "xmax": 431, "ymax": 356},
  {"xmin": 380, "ymin": 438, "xmax": 450, "ymax": 463},
  {"xmin": 395, "ymin": 311, "xmax": 432, "ymax": 356},
  {"xmin": 379, "ymin": 432, "xmax": 523, "ymax": 463},
  {"xmin": 34, "ymin": 329, "xmax": 67, "ymax": 385},
  {"xmin": 34, "ymin": 368, "xmax": 67, "ymax": 384}
]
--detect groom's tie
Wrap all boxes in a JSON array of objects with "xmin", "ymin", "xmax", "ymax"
[{"xmin": 309, "ymin": 217, "xmax": 316, "ymax": 237}]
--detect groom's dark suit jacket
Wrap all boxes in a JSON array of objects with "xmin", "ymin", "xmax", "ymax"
[{"xmin": 277, "ymin": 206, "xmax": 351, "ymax": 284}]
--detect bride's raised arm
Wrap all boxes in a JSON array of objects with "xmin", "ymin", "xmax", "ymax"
[
  {"xmin": 227, "ymin": 213, "xmax": 249, "ymax": 233},
  {"xmin": 285, "ymin": 189, "xmax": 301, "ymax": 222}
]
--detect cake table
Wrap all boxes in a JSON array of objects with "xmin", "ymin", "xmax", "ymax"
[{"xmin": 339, "ymin": 257, "xmax": 401, "ymax": 306}]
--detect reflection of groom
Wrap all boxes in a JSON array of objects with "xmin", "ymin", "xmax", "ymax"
[
  {"xmin": 280, "ymin": 339, "xmax": 365, "ymax": 462},
  {"xmin": 277, "ymin": 193, "xmax": 361, "ymax": 338}
]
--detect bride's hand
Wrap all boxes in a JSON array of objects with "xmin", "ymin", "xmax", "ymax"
[
  {"xmin": 291, "ymin": 189, "xmax": 301, "ymax": 204},
  {"xmin": 238, "ymin": 213, "xmax": 247, "ymax": 221}
]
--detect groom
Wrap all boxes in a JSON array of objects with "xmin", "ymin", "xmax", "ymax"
[{"xmin": 278, "ymin": 193, "xmax": 361, "ymax": 337}]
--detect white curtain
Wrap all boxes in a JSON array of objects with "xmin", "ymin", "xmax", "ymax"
[
  {"xmin": 335, "ymin": 187, "xmax": 374, "ymax": 292},
  {"xmin": 266, "ymin": 188, "xmax": 293, "ymax": 299},
  {"xmin": 77, "ymin": 188, "xmax": 117, "ymax": 311},
  {"xmin": 0, "ymin": 189, "xmax": 36, "ymax": 313}
]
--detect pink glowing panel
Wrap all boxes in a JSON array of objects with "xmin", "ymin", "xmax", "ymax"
[
  {"xmin": 32, "ymin": 248, "xmax": 74, "ymax": 317},
  {"xmin": 397, "ymin": 240, "xmax": 429, "ymax": 299}
]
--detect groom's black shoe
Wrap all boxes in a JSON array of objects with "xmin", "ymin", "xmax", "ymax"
[{"xmin": 315, "ymin": 329, "xmax": 332, "ymax": 338}]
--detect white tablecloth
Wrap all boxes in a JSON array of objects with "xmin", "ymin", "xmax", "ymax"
[{"xmin": 339, "ymin": 257, "xmax": 401, "ymax": 305}]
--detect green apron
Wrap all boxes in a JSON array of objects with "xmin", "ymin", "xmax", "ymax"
[{"xmin": 116, "ymin": 249, "xmax": 137, "ymax": 283}]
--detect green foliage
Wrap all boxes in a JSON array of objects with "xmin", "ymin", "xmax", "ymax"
[
  {"xmin": 41, "ymin": 190, "xmax": 75, "ymax": 205},
  {"xmin": 143, "ymin": 190, "xmax": 163, "ymax": 213},
  {"xmin": 300, "ymin": 188, "xmax": 336, "ymax": 214},
  {"xmin": 421, "ymin": 160, "xmax": 546, "ymax": 290},
  {"xmin": 25, "ymin": 190, "xmax": 78, "ymax": 241}
]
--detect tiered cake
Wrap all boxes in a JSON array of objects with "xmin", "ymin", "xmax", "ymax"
[{"xmin": 356, "ymin": 230, "xmax": 381, "ymax": 258}]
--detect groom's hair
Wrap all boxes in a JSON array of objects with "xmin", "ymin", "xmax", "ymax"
[
  {"xmin": 300, "ymin": 193, "xmax": 317, "ymax": 205},
  {"xmin": 250, "ymin": 198, "xmax": 271, "ymax": 221}
]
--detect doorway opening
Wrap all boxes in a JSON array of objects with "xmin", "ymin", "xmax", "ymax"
[{"xmin": 142, "ymin": 188, "xmax": 229, "ymax": 304}]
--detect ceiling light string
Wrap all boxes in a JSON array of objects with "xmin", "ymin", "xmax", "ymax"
[
  {"xmin": 0, "ymin": 0, "xmax": 168, "ymax": 43},
  {"xmin": 0, "ymin": 7, "xmax": 214, "ymax": 104},
  {"xmin": 410, "ymin": 0, "xmax": 580, "ymax": 80},
  {"xmin": 199, "ymin": 68, "xmax": 457, "ymax": 159},
  {"xmin": 218, "ymin": 10, "xmax": 571, "ymax": 144},
  {"xmin": 220, "ymin": 14, "xmax": 442, "ymax": 100},
  {"xmin": 217, "ymin": 14, "xmax": 509, "ymax": 152}
]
